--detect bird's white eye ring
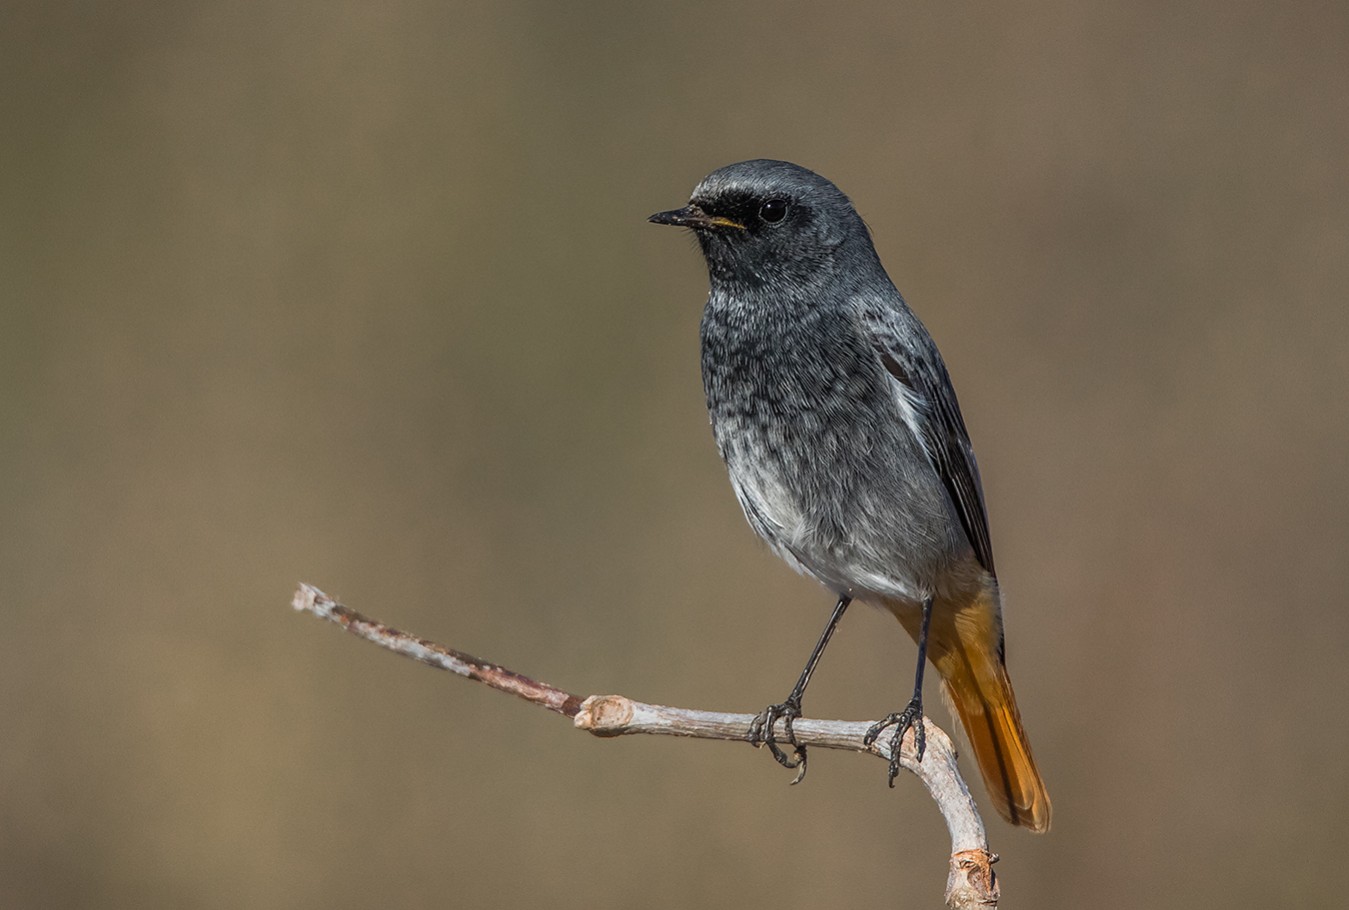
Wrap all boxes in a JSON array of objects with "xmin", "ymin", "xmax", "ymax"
[{"xmin": 758, "ymin": 199, "xmax": 789, "ymax": 224}]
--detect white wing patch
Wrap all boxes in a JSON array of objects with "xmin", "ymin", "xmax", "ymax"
[{"xmin": 890, "ymin": 375, "xmax": 931, "ymax": 462}]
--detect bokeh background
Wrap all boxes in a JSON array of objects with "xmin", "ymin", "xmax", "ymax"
[{"xmin": 5, "ymin": 2, "xmax": 1348, "ymax": 907}]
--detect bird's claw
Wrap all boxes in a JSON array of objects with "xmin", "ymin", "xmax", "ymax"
[
  {"xmin": 748, "ymin": 697, "xmax": 809, "ymax": 784},
  {"xmin": 864, "ymin": 696, "xmax": 926, "ymax": 786}
]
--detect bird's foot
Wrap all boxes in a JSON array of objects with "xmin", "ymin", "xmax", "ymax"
[
  {"xmin": 863, "ymin": 696, "xmax": 926, "ymax": 786},
  {"xmin": 748, "ymin": 696, "xmax": 809, "ymax": 784}
]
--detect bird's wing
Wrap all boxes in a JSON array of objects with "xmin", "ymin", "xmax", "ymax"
[{"xmin": 861, "ymin": 301, "xmax": 997, "ymax": 577}]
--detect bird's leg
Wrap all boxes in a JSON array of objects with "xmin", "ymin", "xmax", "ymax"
[
  {"xmin": 749, "ymin": 594, "xmax": 851, "ymax": 784},
  {"xmin": 864, "ymin": 596, "xmax": 933, "ymax": 786}
]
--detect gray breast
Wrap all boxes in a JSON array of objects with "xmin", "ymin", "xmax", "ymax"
[{"xmin": 700, "ymin": 292, "xmax": 964, "ymax": 601}]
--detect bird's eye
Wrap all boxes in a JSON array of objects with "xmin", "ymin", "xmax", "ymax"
[{"xmin": 758, "ymin": 199, "xmax": 789, "ymax": 224}]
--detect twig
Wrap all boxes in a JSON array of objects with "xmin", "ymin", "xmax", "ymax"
[{"xmin": 291, "ymin": 582, "xmax": 1000, "ymax": 909}]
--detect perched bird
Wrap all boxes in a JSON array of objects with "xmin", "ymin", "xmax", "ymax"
[{"xmin": 650, "ymin": 160, "xmax": 1050, "ymax": 832}]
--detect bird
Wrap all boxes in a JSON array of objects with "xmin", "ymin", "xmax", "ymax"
[{"xmin": 649, "ymin": 159, "xmax": 1051, "ymax": 832}]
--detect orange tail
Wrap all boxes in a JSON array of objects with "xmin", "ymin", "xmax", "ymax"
[
  {"xmin": 889, "ymin": 595, "xmax": 1052, "ymax": 833},
  {"xmin": 941, "ymin": 649, "xmax": 1051, "ymax": 832}
]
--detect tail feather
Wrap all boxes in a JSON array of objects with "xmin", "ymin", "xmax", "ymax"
[
  {"xmin": 888, "ymin": 593, "xmax": 1051, "ymax": 833},
  {"xmin": 941, "ymin": 658, "xmax": 1051, "ymax": 832}
]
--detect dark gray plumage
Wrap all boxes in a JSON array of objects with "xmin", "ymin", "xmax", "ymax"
[{"xmin": 650, "ymin": 160, "xmax": 1050, "ymax": 832}]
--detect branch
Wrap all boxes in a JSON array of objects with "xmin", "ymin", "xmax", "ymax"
[{"xmin": 291, "ymin": 582, "xmax": 999, "ymax": 909}]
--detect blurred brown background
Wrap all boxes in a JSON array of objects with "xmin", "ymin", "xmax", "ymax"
[{"xmin": 4, "ymin": 2, "xmax": 1347, "ymax": 907}]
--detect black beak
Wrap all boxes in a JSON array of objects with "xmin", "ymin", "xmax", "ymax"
[{"xmin": 648, "ymin": 205, "xmax": 746, "ymax": 231}]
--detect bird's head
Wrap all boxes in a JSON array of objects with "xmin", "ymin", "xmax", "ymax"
[{"xmin": 650, "ymin": 159, "xmax": 877, "ymax": 289}]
